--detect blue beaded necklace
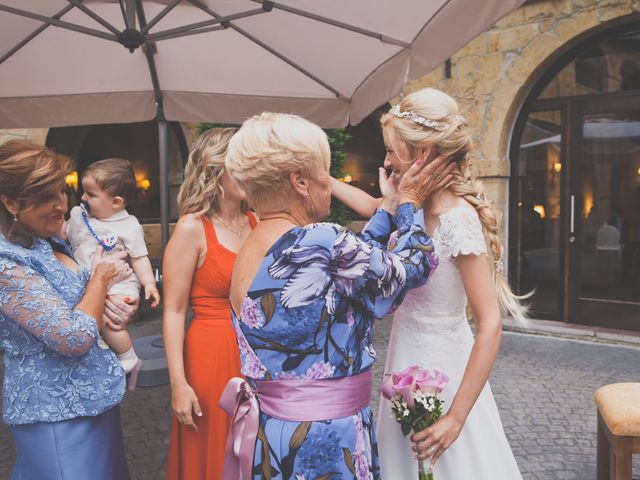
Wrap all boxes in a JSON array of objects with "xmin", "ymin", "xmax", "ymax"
[{"xmin": 80, "ymin": 204, "xmax": 118, "ymax": 252}]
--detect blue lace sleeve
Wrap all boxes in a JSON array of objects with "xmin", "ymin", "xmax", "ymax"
[
  {"xmin": 329, "ymin": 203, "xmax": 437, "ymax": 317},
  {"xmin": 0, "ymin": 257, "xmax": 99, "ymax": 357}
]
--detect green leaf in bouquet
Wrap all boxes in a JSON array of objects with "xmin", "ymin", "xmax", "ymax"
[{"xmin": 401, "ymin": 422, "xmax": 412, "ymax": 437}]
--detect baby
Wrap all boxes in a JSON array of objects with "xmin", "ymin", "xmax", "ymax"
[{"xmin": 65, "ymin": 158, "xmax": 160, "ymax": 390}]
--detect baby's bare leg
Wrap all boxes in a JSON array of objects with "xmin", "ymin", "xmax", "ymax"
[
  {"xmin": 101, "ymin": 294, "xmax": 133, "ymax": 354},
  {"xmin": 101, "ymin": 325, "xmax": 132, "ymax": 355},
  {"xmin": 102, "ymin": 295, "xmax": 142, "ymax": 389}
]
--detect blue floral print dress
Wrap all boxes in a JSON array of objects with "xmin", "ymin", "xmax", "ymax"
[{"xmin": 233, "ymin": 203, "xmax": 437, "ymax": 480}]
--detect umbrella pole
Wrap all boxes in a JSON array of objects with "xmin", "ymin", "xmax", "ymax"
[{"xmin": 158, "ymin": 117, "xmax": 169, "ymax": 253}]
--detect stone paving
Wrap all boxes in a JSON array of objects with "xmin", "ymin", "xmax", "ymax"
[{"xmin": 1, "ymin": 314, "xmax": 639, "ymax": 479}]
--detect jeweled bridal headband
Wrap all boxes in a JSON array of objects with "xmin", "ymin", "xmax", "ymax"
[{"xmin": 390, "ymin": 104, "xmax": 465, "ymax": 131}]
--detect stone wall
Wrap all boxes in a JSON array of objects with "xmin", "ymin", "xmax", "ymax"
[
  {"xmin": 0, "ymin": 128, "xmax": 47, "ymax": 146},
  {"xmin": 403, "ymin": 0, "xmax": 640, "ymax": 254}
]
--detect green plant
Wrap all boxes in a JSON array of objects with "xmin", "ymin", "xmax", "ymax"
[
  {"xmin": 197, "ymin": 123, "xmax": 351, "ymax": 226},
  {"xmin": 197, "ymin": 122, "xmax": 238, "ymax": 134},
  {"xmin": 324, "ymin": 128, "xmax": 351, "ymax": 226}
]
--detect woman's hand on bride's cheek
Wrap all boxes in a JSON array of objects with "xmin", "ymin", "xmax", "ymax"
[
  {"xmin": 379, "ymin": 168, "xmax": 399, "ymax": 198},
  {"xmin": 410, "ymin": 414, "xmax": 463, "ymax": 465},
  {"xmin": 378, "ymin": 168, "xmax": 400, "ymax": 213}
]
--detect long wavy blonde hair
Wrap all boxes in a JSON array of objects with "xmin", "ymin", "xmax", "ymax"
[
  {"xmin": 381, "ymin": 88, "xmax": 530, "ymax": 324},
  {"xmin": 177, "ymin": 128, "xmax": 241, "ymax": 217}
]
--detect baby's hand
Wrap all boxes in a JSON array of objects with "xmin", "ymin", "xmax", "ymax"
[{"xmin": 145, "ymin": 283, "xmax": 161, "ymax": 308}]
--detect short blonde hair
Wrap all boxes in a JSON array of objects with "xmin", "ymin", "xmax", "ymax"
[
  {"xmin": 177, "ymin": 128, "xmax": 238, "ymax": 217},
  {"xmin": 225, "ymin": 112, "xmax": 330, "ymax": 214}
]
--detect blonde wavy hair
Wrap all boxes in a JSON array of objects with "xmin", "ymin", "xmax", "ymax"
[
  {"xmin": 381, "ymin": 87, "xmax": 530, "ymax": 324},
  {"xmin": 225, "ymin": 112, "xmax": 330, "ymax": 215},
  {"xmin": 177, "ymin": 127, "xmax": 241, "ymax": 217}
]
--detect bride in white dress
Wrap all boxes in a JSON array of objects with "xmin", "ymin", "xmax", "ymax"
[{"xmin": 332, "ymin": 87, "xmax": 526, "ymax": 479}]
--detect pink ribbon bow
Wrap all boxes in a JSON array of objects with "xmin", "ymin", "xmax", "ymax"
[{"xmin": 219, "ymin": 377, "xmax": 260, "ymax": 480}]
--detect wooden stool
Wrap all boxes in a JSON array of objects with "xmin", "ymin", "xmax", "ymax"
[{"xmin": 595, "ymin": 383, "xmax": 640, "ymax": 480}]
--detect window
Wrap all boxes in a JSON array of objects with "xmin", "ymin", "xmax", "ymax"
[{"xmin": 538, "ymin": 28, "xmax": 640, "ymax": 99}]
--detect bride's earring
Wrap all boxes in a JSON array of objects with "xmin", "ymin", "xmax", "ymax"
[{"xmin": 13, "ymin": 212, "xmax": 18, "ymax": 222}]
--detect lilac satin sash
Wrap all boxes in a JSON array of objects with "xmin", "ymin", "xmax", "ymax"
[{"xmin": 219, "ymin": 369, "xmax": 373, "ymax": 480}]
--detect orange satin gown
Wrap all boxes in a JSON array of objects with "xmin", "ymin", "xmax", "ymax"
[{"xmin": 166, "ymin": 212, "xmax": 256, "ymax": 480}]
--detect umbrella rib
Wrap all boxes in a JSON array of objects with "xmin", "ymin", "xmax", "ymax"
[
  {"xmin": 118, "ymin": 0, "xmax": 133, "ymax": 30},
  {"xmin": 65, "ymin": 0, "xmax": 121, "ymax": 35},
  {"xmin": 247, "ymin": 0, "xmax": 410, "ymax": 48},
  {"xmin": 134, "ymin": 0, "xmax": 163, "ymax": 113},
  {"xmin": 118, "ymin": 0, "xmax": 128, "ymax": 28},
  {"xmin": 232, "ymin": 24, "xmax": 348, "ymax": 100},
  {"xmin": 149, "ymin": 24, "xmax": 226, "ymax": 42},
  {"xmin": 0, "ymin": 3, "xmax": 75, "ymax": 66},
  {"xmin": 0, "ymin": 4, "xmax": 117, "ymax": 42},
  {"xmin": 145, "ymin": 8, "xmax": 266, "ymax": 42},
  {"xmin": 409, "ymin": 0, "xmax": 452, "ymax": 45},
  {"xmin": 139, "ymin": 0, "xmax": 183, "ymax": 36},
  {"xmin": 349, "ymin": 48, "xmax": 408, "ymax": 120},
  {"xmin": 186, "ymin": 0, "xmax": 347, "ymax": 100}
]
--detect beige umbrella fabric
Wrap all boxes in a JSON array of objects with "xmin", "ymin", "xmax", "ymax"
[{"xmin": 0, "ymin": 0, "xmax": 524, "ymax": 129}]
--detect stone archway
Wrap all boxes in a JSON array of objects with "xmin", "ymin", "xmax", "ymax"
[{"xmin": 496, "ymin": 12, "xmax": 640, "ymax": 168}]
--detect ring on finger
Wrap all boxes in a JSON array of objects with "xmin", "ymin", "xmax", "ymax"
[{"xmin": 428, "ymin": 445, "xmax": 436, "ymax": 455}]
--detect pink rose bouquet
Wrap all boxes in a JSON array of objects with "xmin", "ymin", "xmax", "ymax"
[{"xmin": 380, "ymin": 365, "xmax": 449, "ymax": 480}]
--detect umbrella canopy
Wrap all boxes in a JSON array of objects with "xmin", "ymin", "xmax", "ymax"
[
  {"xmin": 0, "ymin": 0, "xmax": 525, "ymax": 250},
  {"xmin": 0, "ymin": 0, "xmax": 524, "ymax": 129}
]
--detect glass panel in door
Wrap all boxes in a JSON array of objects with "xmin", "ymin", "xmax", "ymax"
[
  {"xmin": 577, "ymin": 110, "xmax": 640, "ymax": 328},
  {"xmin": 514, "ymin": 110, "xmax": 563, "ymax": 316}
]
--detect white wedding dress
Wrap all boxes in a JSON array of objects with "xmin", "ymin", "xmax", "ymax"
[{"xmin": 377, "ymin": 205, "xmax": 523, "ymax": 480}]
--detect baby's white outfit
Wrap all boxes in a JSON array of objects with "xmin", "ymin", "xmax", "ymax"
[{"xmin": 67, "ymin": 206, "xmax": 149, "ymax": 299}]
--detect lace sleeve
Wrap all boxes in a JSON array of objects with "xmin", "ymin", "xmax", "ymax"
[
  {"xmin": 440, "ymin": 207, "xmax": 487, "ymax": 257},
  {"xmin": 0, "ymin": 257, "xmax": 99, "ymax": 357}
]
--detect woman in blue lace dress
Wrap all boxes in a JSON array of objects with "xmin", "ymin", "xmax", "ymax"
[
  {"xmin": 0, "ymin": 140, "xmax": 136, "ymax": 479},
  {"xmin": 220, "ymin": 112, "xmax": 454, "ymax": 480}
]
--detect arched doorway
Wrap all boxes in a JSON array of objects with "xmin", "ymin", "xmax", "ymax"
[
  {"xmin": 509, "ymin": 21, "xmax": 640, "ymax": 331},
  {"xmin": 47, "ymin": 120, "xmax": 188, "ymax": 258}
]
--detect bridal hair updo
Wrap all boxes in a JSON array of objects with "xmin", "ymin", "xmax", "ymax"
[
  {"xmin": 381, "ymin": 87, "xmax": 529, "ymax": 323},
  {"xmin": 225, "ymin": 112, "xmax": 330, "ymax": 215},
  {"xmin": 177, "ymin": 127, "xmax": 240, "ymax": 217}
]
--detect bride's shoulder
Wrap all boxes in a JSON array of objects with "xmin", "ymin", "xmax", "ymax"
[
  {"xmin": 438, "ymin": 198, "xmax": 480, "ymax": 226},
  {"xmin": 438, "ymin": 200, "xmax": 486, "ymax": 256}
]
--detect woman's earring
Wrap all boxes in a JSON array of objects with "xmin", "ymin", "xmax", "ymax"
[{"xmin": 13, "ymin": 213, "xmax": 17, "ymax": 222}]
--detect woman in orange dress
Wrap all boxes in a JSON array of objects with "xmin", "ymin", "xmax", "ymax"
[{"xmin": 163, "ymin": 128, "xmax": 257, "ymax": 480}]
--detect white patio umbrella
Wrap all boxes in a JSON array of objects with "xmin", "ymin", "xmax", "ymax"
[{"xmin": 0, "ymin": 0, "xmax": 524, "ymax": 247}]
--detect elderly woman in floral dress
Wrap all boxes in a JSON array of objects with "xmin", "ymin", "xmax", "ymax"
[{"xmin": 221, "ymin": 112, "xmax": 454, "ymax": 480}]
